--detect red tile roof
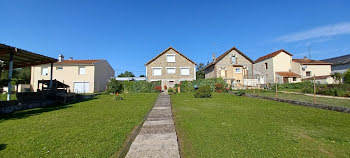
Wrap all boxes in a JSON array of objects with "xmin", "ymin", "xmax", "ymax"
[
  {"xmin": 55, "ymin": 60, "xmax": 103, "ymax": 65},
  {"xmin": 205, "ymin": 47, "xmax": 253, "ymax": 69},
  {"xmin": 275, "ymin": 71, "xmax": 300, "ymax": 77},
  {"xmin": 255, "ymin": 49, "xmax": 293, "ymax": 63},
  {"xmin": 292, "ymin": 58, "xmax": 331, "ymax": 65},
  {"xmin": 145, "ymin": 47, "xmax": 196, "ymax": 65}
]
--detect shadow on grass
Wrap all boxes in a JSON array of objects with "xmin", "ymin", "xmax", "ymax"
[
  {"xmin": 0, "ymin": 97, "xmax": 97, "ymax": 122},
  {"xmin": 0, "ymin": 144, "xmax": 6, "ymax": 151}
]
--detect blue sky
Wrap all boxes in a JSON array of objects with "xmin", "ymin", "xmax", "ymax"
[{"xmin": 1, "ymin": 0, "xmax": 350, "ymax": 76}]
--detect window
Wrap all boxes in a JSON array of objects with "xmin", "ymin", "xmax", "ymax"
[
  {"xmin": 293, "ymin": 77, "xmax": 297, "ymax": 81},
  {"xmin": 166, "ymin": 54, "xmax": 176, "ymax": 62},
  {"xmin": 152, "ymin": 68, "xmax": 162, "ymax": 76},
  {"xmin": 235, "ymin": 68, "xmax": 241, "ymax": 73},
  {"xmin": 306, "ymin": 71, "xmax": 311, "ymax": 76},
  {"xmin": 166, "ymin": 67, "xmax": 176, "ymax": 74},
  {"xmin": 180, "ymin": 68, "xmax": 190, "ymax": 75},
  {"xmin": 231, "ymin": 55, "xmax": 236, "ymax": 65},
  {"xmin": 265, "ymin": 63, "xmax": 268, "ymax": 69},
  {"xmin": 56, "ymin": 67, "xmax": 63, "ymax": 70},
  {"xmin": 220, "ymin": 69, "xmax": 226, "ymax": 77},
  {"xmin": 237, "ymin": 80, "xmax": 241, "ymax": 83},
  {"xmin": 42, "ymin": 67, "xmax": 48, "ymax": 76},
  {"xmin": 79, "ymin": 67, "xmax": 86, "ymax": 75}
]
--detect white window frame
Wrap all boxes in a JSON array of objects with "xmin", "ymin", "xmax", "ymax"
[
  {"xmin": 166, "ymin": 54, "xmax": 176, "ymax": 63},
  {"xmin": 180, "ymin": 67, "xmax": 190, "ymax": 76},
  {"xmin": 231, "ymin": 55, "xmax": 237, "ymax": 65},
  {"xmin": 42, "ymin": 67, "xmax": 48, "ymax": 76},
  {"xmin": 79, "ymin": 66, "xmax": 86, "ymax": 75},
  {"xmin": 235, "ymin": 68, "xmax": 241, "ymax": 73},
  {"xmin": 152, "ymin": 67, "xmax": 162, "ymax": 76},
  {"xmin": 166, "ymin": 67, "xmax": 176, "ymax": 74}
]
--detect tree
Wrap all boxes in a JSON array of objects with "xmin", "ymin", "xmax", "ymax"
[
  {"xmin": 139, "ymin": 75, "xmax": 145, "ymax": 77},
  {"xmin": 344, "ymin": 69, "xmax": 350, "ymax": 84},
  {"xmin": 331, "ymin": 72, "xmax": 343, "ymax": 84},
  {"xmin": 118, "ymin": 71, "xmax": 135, "ymax": 77},
  {"xmin": 196, "ymin": 63, "xmax": 206, "ymax": 79}
]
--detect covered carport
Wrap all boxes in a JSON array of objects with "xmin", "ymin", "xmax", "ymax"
[{"xmin": 0, "ymin": 43, "xmax": 57, "ymax": 101}]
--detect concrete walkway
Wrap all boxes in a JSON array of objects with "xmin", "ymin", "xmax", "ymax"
[{"xmin": 125, "ymin": 93, "xmax": 180, "ymax": 158}]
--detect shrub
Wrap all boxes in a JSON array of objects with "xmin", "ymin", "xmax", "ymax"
[
  {"xmin": 168, "ymin": 88, "xmax": 177, "ymax": 95},
  {"xmin": 154, "ymin": 85, "xmax": 162, "ymax": 92},
  {"xmin": 106, "ymin": 79, "xmax": 124, "ymax": 94},
  {"xmin": 234, "ymin": 90, "xmax": 245, "ymax": 96},
  {"xmin": 113, "ymin": 93, "xmax": 123, "ymax": 100},
  {"xmin": 194, "ymin": 86, "xmax": 212, "ymax": 98}
]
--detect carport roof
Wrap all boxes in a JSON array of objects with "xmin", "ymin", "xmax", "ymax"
[{"xmin": 0, "ymin": 43, "xmax": 57, "ymax": 69}]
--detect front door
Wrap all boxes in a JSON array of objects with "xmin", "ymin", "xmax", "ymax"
[{"xmin": 283, "ymin": 77, "xmax": 289, "ymax": 83}]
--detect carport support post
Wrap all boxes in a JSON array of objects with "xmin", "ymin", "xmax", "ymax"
[
  {"xmin": 49, "ymin": 62, "xmax": 53, "ymax": 89},
  {"xmin": 7, "ymin": 48, "xmax": 15, "ymax": 101}
]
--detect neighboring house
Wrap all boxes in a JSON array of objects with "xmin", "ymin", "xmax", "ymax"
[
  {"xmin": 321, "ymin": 54, "xmax": 350, "ymax": 74},
  {"xmin": 145, "ymin": 47, "xmax": 196, "ymax": 90},
  {"xmin": 204, "ymin": 47, "xmax": 254, "ymax": 87},
  {"xmin": 31, "ymin": 55, "xmax": 115, "ymax": 93},
  {"xmin": 292, "ymin": 58, "xmax": 333, "ymax": 84},
  {"xmin": 254, "ymin": 49, "xmax": 333, "ymax": 84}
]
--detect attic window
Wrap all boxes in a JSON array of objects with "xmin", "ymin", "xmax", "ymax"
[
  {"xmin": 166, "ymin": 54, "xmax": 176, "ymax": 62},
  {"xmin": 231, "ymin": 55, "xmax": 236, "ymax": 65}
]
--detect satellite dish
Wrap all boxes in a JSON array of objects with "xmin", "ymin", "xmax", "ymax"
[{"xmin": 302, "ymin": 65, "xmax": 307, "ymax": 71}]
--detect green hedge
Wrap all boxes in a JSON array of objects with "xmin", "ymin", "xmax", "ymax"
[
  {"xmin": 277, "ymin": 81, "xmax": 313, "ymax": 89},
  {"xmin": 178, "ymin": 78, "xmax": 228, "ymax": 93},
  {"xmin": 121, "ymin": 81, "xmax": 161, "ymax": 93}
]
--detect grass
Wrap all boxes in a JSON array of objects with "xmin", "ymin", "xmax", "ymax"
[
  {"xmin": 0, "ymin": 93, "xmax": 158, "ymax": 157},
  {"xmin": 172, "ymin": 93, "xmax": 350, "ymax": 158},
  {"xmin": 246, "ymin": 90, "xmax": 350, "ymax": 108}
]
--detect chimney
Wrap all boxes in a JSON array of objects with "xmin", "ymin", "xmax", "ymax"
[
  {"xmin": 303, "ymin": 56, "xmax": 308, "ymax": 59},
  {"xmin": 58, "ymin": 54, "xmax": 64, "ymax": 62},
  {"xmin": 212, "ymin": 53, "xmax": 216, "ymax": 62},
  {"xmin": 69, "ymin": 57, "xmax": 73, "ymax": 60}
]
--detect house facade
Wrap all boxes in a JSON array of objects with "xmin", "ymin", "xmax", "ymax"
[
  {"xmin": 204, "ymin": 47, "xmax": 254, "ymax": 87},
  {"xmin": 145, "ymin": 47, "xmax": 196, "ymax": 90},
  {"xmin": 254, "ymin": 49, "xmax": 333, "ymax": 84},
  {"xmin": 321, "ymin": 54, "xmax": 350, "ymax": 74},
  {"xmin": 31, "ymin": 56, "xmax": 115, "ymax": 93}
]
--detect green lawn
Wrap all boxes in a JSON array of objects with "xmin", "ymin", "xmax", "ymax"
[
  {"xmin": 0, "ymin": 93, "xmax": 158, "ymax": 157},
  {"xmin": 247, "ymin": 91, "xmax": 350, "ymax": 108},
  {"xmin": 172, "ymin": 93, "xmax": 350, "ymax": 158}
]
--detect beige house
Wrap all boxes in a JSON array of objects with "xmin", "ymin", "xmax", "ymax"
[
  {"xmin": 31, "ymin": 56, "xmax": 115, "ymax": 93},
  {"xmin": 145, "ymin": 47, "xmax": 196, "ymax": 90},
  {"xmin": 204, "ymin": 47, "xmax": 254, "ymax": 87},
  {"xmin": 254, "ymin": 49, "xmax": 333, "ymax": 84}
]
